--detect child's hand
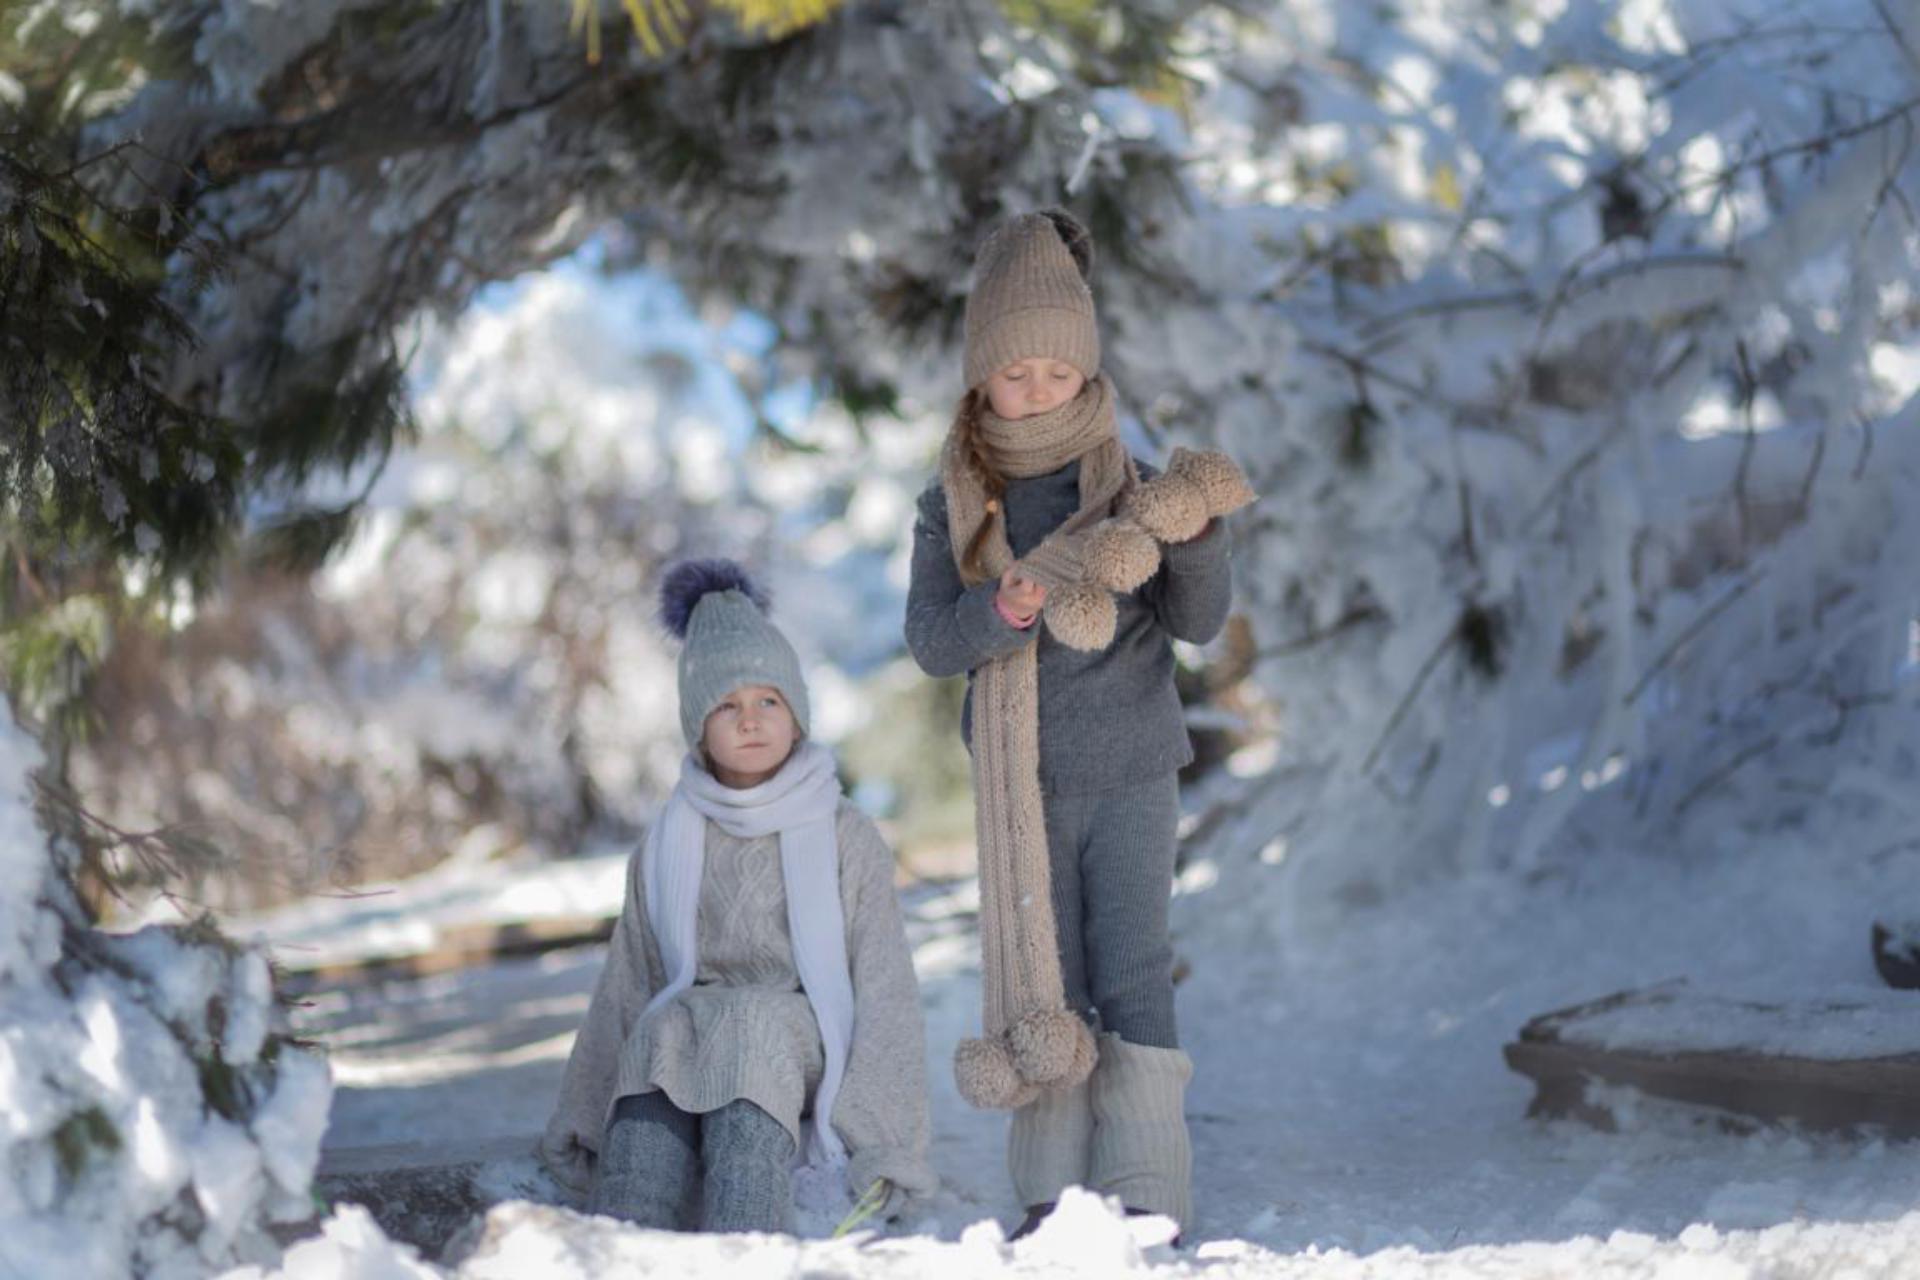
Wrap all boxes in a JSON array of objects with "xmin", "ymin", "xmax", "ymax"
[{"xmin": 997, "ymin": 568, "xmax": 1048, "ymax": 623}]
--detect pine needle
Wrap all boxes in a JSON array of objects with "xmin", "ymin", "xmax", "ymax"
[{"xmin": 830, "ymin": 1177, "xmax": 890, "ymax": 1238}]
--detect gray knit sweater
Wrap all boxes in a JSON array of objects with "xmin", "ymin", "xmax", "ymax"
[
  {"xmin": 905, "ymin": 458, "xmax": 1233, "ymax": 794},
  {"xmin": 539, "ymin": 800, "xmax": 936, "ymax": 1203}
]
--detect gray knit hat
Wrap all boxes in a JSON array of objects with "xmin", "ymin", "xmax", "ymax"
[
  {"xmin": 962, "ymin": 209, "xmax": 1100, "ymax": 391},
  {"xmin": 658, "ymin": 559, "xmax": 811, "ymax": 751}
]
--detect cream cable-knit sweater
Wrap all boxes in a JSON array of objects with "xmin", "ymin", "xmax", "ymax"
[{"xmin": 540, "ymin": 799, "xmax": 937, "ymax": 1203}]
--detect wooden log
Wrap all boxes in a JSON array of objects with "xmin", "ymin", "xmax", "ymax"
[
  {"xmin": 1504, "ymin": 984, "xmax": 1920, "ymax": 1138},
  {"xmin": 275, "ymin": 914, "xmax": 615, "ymax": 996},
  {"xmin": 308, "ymin": 1135, "xmax": 576, "ymax": 1258}
]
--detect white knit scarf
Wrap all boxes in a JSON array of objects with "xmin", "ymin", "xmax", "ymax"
[{"xmin": 638, "ymin": 740, "xmax": 854, "ymax": 1171}]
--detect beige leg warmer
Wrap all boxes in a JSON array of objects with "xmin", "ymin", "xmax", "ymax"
[
  {"xmin": 1007, "ymin": 1079, "xmax": 1093, "ymax": 1208},
  {"xmin": 1087, "ymin": 1032, "xmax": 1194, "ymax": 1234}
]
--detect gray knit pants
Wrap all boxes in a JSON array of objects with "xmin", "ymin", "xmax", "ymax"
[
  {"xmin": 589, "ymin": 1091, "xmax": 796, "ymax": 1233},
  {"xmin": 1043, "ymin": 771, "xmax": 1181, "ymax": 1049}
]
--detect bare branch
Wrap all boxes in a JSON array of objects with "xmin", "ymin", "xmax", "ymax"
[
  {"xmin": 1361, "ymin": 625, "xmax": 1459, "ymax": 776},
  {"xmin": 1623, "ymin": 569, "xmax": 1770, "ymax": 706}
]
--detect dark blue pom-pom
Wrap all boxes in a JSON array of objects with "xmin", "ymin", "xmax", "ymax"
[{"xmin": 657, "ymin": 558, "xmax": 769, "ymax": 639}]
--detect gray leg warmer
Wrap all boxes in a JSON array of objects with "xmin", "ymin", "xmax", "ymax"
[
  {"xmin": 1008, "ymin": 1078, "xmax": 1093, "ymax": 1207},
  {"xmin": 590, "ymin": 1090, "xmax": 699, "ymax": 1229},
  {"xmin": 1088, "ymin": 1031, "xmax": 1194, "ymax": 1234},
  {"xmin": 699, "ymin": 1099, "xmax": 797, "ymax": 1234}
]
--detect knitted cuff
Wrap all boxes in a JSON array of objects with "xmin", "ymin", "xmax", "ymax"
[
  {"xmin": 1158, "ymin": 515, "xmax": 1229, "ymax": 572},
  {"xmin": 847, "ymin": 1144, "xmax": 939, "ymax": 1204},
  {"xmin": 1009, "ymin": 1080, "xmax": 1094, "ymax": 1207},
  {"xmin": 956, "ymin": 579, "xmax": 1038, "ymax": 663}
]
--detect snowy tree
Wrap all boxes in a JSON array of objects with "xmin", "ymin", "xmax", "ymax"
[
  {"xmin": 51, "ymin": 0, "xmax": 1920, "ymax": 914},
  {"xmin": 10, "ymin": 0, "xmax": 1920, "ymax": 1272},
  {"xmin": 0, "ymin": 1, "xmax": 881, "ymax": 1272},
  {"xmin": 65, "ymin": 263, "xmax": 853, "ymax": 910}
]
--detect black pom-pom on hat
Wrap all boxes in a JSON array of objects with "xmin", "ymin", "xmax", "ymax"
[
  {"xmin": 657, "ymin": 558, "xmax": 770, "ymax": 639},
  {"xmin": 1038, "ymin": 207, "xmax": 1094, "ymax": 281}
]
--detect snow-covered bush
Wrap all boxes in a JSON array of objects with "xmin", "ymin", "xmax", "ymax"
[
  {"xmin": 0, "ymin": 715, "xmax": 331, "ymax": 1278},
  {"xmin": 1097, "ymin": 2, "xmax": 1920, "ymax": 923}
]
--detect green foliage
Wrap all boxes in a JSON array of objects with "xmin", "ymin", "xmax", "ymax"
[
  {"xmin": 31, "ymin": 772, "xmax": 246, "ymax": 920},
  {"xmin": 857, "ymin": 274, "xmax": 964, "ymax": 351},
  {"xmin": 1457, "ymin": 601, "xmax": 1508, "ymax": 680},
  {"xmin": 1341, "ymin": 401, "xmax": 1381, "ymax": 469},
  {"xmin": 999, "ymin": 0, "xmax": 1201, "ymax": 100},
  {"xmin": 0, "ymin": 1, "xmax": 415, "ymax": 789},
  {"xmin": 1075, "ymin": 141, "xmax": 1192, "ymax": 285},
  {"xmin": 842, "ymin": 669, "xmax": 976, "ymax": 860},
  {"xmin": 0, "ymin": 6, "xmax": 238, "ymax": 584},
  {"xmin": 197, "ymin": 1048, "xmax": 248, "ymax": 1122},
  {"xmin": 0, "ymin": 148, "xmax": 242, "ymax": 579},
  {"xmin": 829, "ymin": 367, "xmax": 902, "ymax": 425},
  {"xmin": 246, "ymin": 505, "xmax": 364, "ymax": 575},
  {"xmin": 0, "ymin": 593, "xmax": 110, "ymax": 741},
  {"xmin": 0, "ymin": 2, "xmax": 198, "ymax": 133},
  {"xmin": 568, "ymin": 0, "xmax": 848, "ymax": 62},
  {"xmin": 168, "ymin": 910, "xmax": 246, "ymax": 960},
  {"xmin": 50, "ymin": 1106, "xmax": 121, "ymax": 1182},
  {"xmin": 238, "ymin": 334, "xmax": 414, "ymax": 572}
]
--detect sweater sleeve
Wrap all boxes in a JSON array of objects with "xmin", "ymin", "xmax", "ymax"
[
  {"xmin": 830, "ymin": 805, "xmax": 939, "ymax": 1205},
  {"xmin": 1142, "ymin": 511, "xmax": 1234, "ymax": 644},
  {"xmin": 537, "ymin": 843, "xmax": 663, "ymax": 1194},
  {"xmin": 904, "ymin": 481, "xmax": 1036, "ymax": 678}
]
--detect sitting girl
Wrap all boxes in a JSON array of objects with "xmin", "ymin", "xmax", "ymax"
[{"xmin": 541, "ymin": 559, "xmax": 936, "ymax": 1233}]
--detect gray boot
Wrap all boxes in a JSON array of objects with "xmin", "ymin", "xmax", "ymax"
[{"xmin": 1087, "ymin": 1031, "xmax": 1193, "ymax": 1237}]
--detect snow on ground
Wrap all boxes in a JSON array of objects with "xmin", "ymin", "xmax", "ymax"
[
  {"xmin": 1553, "ymin": 983, "xmax": 1920, "ymax": 1059},
  {"xmin": 229, "ymin": 822, "xmax": 1920, "ymax": 1277}
]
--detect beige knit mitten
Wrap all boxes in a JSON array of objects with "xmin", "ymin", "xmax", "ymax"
[
  {"xmin": 1087, "ymin": 1032, "xmax": 1195, "ymax": 1236},
  {"xmin": 1043, "ymin": 448, "xmax": 1257, "ymax": 654},
  {"xmin": 1008, "ymin": 1079, "xmax": 1095, "ymax": 1209},
  {"xmin": 1120, "ymin": 447, "xmax": 1257, "ymax": 545},
  {"xmin": 1082, "ymin": 519, "xmax": 1162, "ymax": 593}
]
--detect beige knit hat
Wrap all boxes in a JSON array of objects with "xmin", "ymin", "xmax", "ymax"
[{"xmin": 963, "ymin": 210, "xmax": 1100, "ymax": 390}]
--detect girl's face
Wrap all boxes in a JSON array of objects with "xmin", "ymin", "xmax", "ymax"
[
  {"xmin": 702, "ymin": 684, "xmax": 798, "ymax": 789},
  {"xmin": 984, "ymin": 358, "xmax": 1086, "ymax": 420}
]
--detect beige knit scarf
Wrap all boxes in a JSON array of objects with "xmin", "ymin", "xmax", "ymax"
[{"xmin": 941, "ymin": 374, "xmax": 1134, "ymax": 1109}]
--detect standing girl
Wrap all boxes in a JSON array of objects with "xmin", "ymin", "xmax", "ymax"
[
  {"xmin": 542, "ymin": 560, "xmax": 937, "ymax": 1233},
  {"xmin": 904, "ymin": 209, "xmax": 1253, "ymax": 1241}
]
